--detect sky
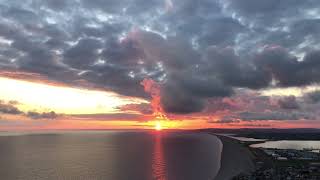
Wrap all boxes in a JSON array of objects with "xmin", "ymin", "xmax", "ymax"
[{"xmin": 1, "ymin": 0, "xmax": 320, "ymax": 130}]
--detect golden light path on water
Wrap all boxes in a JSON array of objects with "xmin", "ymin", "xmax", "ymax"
[{"xmin": 152, "ymin": 132, "xmax": 167, "ymax": 180}]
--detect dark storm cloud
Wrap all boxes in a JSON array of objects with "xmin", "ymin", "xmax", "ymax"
[
  {"xmin": 118, "ymin": 103, "xmax": 153, "ymax": 115},
  {"xmin": 71, "ymin": 113, "xmax": 148, "ymax": 121},
  {"xmin": 208, "ymin": 118, "xmax": 240, "ymax": 124},
  {"xmin": 205, "ymin": 46, "xmax": 271, "ymax": 89},
  {"xmin": 225, "ymin": 0, "xmax": 319, "ymax": 27},
  {"xmin": 0, "ymin": 101, "xmax": 23, "ymax": 115},
  {"xmin": 80, "ymin": 64, "xmax": 147, "ymax": 97},
  {"xmin": 197, "ymin": 17, "xmax": 245, "ymax": 47},
  {"xmin": 278, "ymin": 96, "xmax": 300, "ymax": 109},
  {"xmin": 226, "ymin": 0, "xmax": 306, "ymax": 15},
  {"xmin": 166, "ymin": 0, "xmax": 222, "ymax": 37},
  {"xmin": 256, "ymin": 48, "xmax": 320, "ymax": 87},
  {"xmin": 2, "ymin": 6, "xmax": 39, "ymax": 24},
  {"xmin": 80, "ymin": 0, "xmax": 129, "ymax": 12},
  {"xmin": 305, "ymin": 91, "xmax": 320, "ymax": 104},
  {"xmin": 233, "ymin": 123, "xmax": 273, "ymax": 128},
  {"xmin": 81, "ymin": 0, "xmax": 163, "ymax": 14},
  {"xmin": 202, "ymin": 91, "xmax": 318, "ymax": 123},
  {"xmin": 1, "ymin": 0, "xmax": 320, "ymax": 116},
  {"xmin": 0, "ymin": 101, "xmax": 58, "ymax": 119},
  {"xmin": 64, "ymin": 38, "xmax": 103, "ymax": 69},
  {"xmin": 101, "ymin": 38, "xmax": 144, "ymax": 66},
  {"xmin": 159, "ymin": 74, "xmax": 232, "ymax": 114},
  {"xmin": 291, "ymin": 19, "xmax": 320, "ymax": 40},
  {"xmin": 43, "ymin": 0, "xmax": 72, "ymax": 11},
  {"xmin": 27, "ymin": 111, "xmax": 58, "ymax": 119},
  {"xmin": 125, "ymin": 30, "xmax": 236, "ymax": 113},
  {"xmin": 238, "ymin": 111, "xmax": 311, "ymax": 121},
  {"xmin": 160, "ymin": 83, "xmax": 206, "ymax": 114},
  {"xmin": 127, "ymin": 30, "xmax": 198, "ymax": 71},
  {"xmin": 310, "ymin": 91, "xmax": 320, "ymax": 103}
]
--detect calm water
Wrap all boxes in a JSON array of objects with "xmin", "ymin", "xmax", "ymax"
[
  {"xmin": 217, "ymin": 134, "xmax": 265, "ymax": 142},
  {"xmin": 250, "ymin": 140, "xmax": 320, "ymax": 150},
  {"xmin": 0, "ymin": 131, "xmax": 222, "ymax": 180}
]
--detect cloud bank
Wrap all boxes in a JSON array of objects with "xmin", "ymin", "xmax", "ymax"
[{"xmin": 1, "ymin": 0, "xmax": 320, "ymax": 124}]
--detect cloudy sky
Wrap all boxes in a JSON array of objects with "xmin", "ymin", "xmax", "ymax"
[{"xmin": 1, "ymin": 0, "xmax": 320, "ymax": 130}]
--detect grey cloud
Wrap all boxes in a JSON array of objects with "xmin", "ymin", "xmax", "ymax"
[
  {"xmin": 223, "ymin": 0, "xmax": 320, "ymax": 58},
  {"xmin": 64, "ymin": 38, "xmax": 103, "ymax": 69},
  {"xmin": 0, "ymin": 101, "xmax": 23, "ymax": 115},
  {"xmin": 80, "ymin": 0, "xmax": 130, "ymax": 13},
  {"xmin": 42, "ymin": 0, "xmax": 72, "ymax": 11},
  {"xmin": 126, "ymin": 0, "xmax": 163, "ymax": 14},
  {"xmin": 27, "ymin": 111, "xmax": 58, "ymax": 119},
  {"xmin": 206, "ymin": 98, "xmax": 240, "ymax": 113},
  {"xmin": 71, "ymin": 113, "xmax": 147, "ymax": 121},
  {"xmin": 225, "ymin": 0, "xmax": 316, "ymax": 26},
  {"xmin": 161, "ymin": 83, "xmax": 206, "ymax": 114},
  {"xmin": 198, "ymin": 17, "xmax": 245, "ymax": 47},
  {"xmin": 126, "ymin": 30, "xmax": 235, "ymax": 113},
  {"xmin": 207, "ymin": 118, "xmax": 240, "ymax": 124},
  {"xmin": 226, "ymin": 0, "xmax": 309, "ymax": 16},
  {"xmin": 101, "ymin": 38, "xmax": 144, "ymax": 66},
  {"xmin": 205, "ymin": 91, "xmax": 317, "ymax": 123},
  {"xmin": 305, "ymin": 91, "xmax": 320, "ymax": 104},
  {"xmin": 118, "ymin": 103, "xmax": 152, "ymax": 115},
  {"xmin": 291, "ymin": 19, "xmax": 320, "ymax": 40},
  {"xmin": 166, "ymin": 0, "xmax": 221, "ymax": 36},
  {"xmin": 205, "ymin": 46, "xmax": 271, "ymax": 89},
  {"xmin": 238, "ymin": 111, "xmax": 310, "ymax": 121},
  {"xmin": 171, "ymin": 74, "xmax": 233, "ymax": 98},
  {"xmin": 1, "ymin": 0, "xmax": 320, "ymax": 117},
  {"xmin": 81, "ymin": 64, "xmax": 147, "ymax": 97},
  {"xmin": 227, "ymin": 0, "xmax": 280, "ymax": 14},
  {"xmin": 159, "ymin": 76, "xmax": 231, "ymax": 114},
  {"xmin": 128, "ymin": 30, "xmax": 198, "ymax": 71},
  {"xmin": 0, "ymin": 100, "xmax": 59, "ymax": 119},
  {"xmin": 232, "ymin": 123, "xmax": 273, "ymax": 127},
  {"xmin": 19, "ymin": 49, "xmax": 64, "ymax": 76},
  {"xmin": 256, "ymin": 48, "xmax": 320, "ymax": 87},
  {"xmin": 278, "ymin": 96, "xmax": 300, "ymax": 109},
  {"xmin": 2, "ymin": 6, "xmax": 39, "ymax": 25}
]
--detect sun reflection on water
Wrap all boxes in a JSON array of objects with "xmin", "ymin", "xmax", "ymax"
[{"xmin": 152, "ymin": 133, "xmax": 167, "ymax": 180}]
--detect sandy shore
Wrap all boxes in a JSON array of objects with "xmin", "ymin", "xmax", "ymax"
[{"xmin": 214, "ymin": 134, "xmax": 255, "ymax": 180}]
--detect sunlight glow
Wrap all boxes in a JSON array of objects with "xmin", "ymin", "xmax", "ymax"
[
  {"xmin": 0, "ymin": 77, "xmax": 146, "ymax": 114},
  {"xmin": 260, "ymin": 85, "xmax": 320, "ymax": 97},
  {"xmin": 155, "ymin": 121, "xmax": 162, "ymax": 131}
]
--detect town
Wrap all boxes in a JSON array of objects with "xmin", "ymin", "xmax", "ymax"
[{"xmin": 234, "ymin": 147, "xmax": 320, "ymax": 179}]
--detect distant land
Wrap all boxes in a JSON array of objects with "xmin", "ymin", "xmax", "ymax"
[{"xmin": 198, "ymin": 128, "xmax": 320, "ymax": 140}]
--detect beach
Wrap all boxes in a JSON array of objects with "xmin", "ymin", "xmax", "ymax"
[{"xmin": 214, "ymin": 134, "xmax": 255, "ymax": 180}]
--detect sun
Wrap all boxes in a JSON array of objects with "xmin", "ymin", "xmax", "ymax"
[{"xmin": 155, "ymin": 121, "xmax": 162, "ymax": 131}]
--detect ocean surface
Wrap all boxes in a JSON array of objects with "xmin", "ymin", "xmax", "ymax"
[
  {"xmin": 250, "ymin": 140, "xmax": 320, "ymax": 150},
  {"xmin": 0, "ymin": 131, "xmax": 222, "ymax": 180}
]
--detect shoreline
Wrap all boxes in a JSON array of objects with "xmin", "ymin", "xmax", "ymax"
[{"xmin": 213, "ymin": 134, "xmax": 255, "ymax": 180}]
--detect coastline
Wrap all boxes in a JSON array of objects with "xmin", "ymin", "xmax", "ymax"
[
  {"xmin": 213, "ymin": 134, "xmax": 255, "ymax": 180},
  {"xmin": 198, "ymin": 133, "xmax": 224, "ymax": 179}
]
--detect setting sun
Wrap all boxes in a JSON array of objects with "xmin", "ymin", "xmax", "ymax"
[{"xmin": 155, "ymin": 121, "xmax": 162, "ymax": 131}]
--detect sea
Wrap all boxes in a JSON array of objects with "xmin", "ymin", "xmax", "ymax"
[{"xmin": 0, "ymin": 131, "xmax": 222, "ymax": 180}]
